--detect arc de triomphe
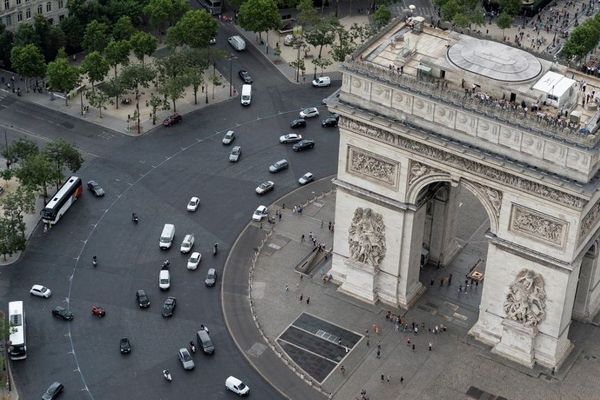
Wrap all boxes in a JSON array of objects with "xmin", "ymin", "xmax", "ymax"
[{"xmin": 328, "ymin": 19, "xmax": 600, "ymax": 369}]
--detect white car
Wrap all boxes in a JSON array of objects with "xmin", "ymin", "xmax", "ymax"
[
  {"xmin": 187, "ymin": 197, "xmax": 200, "ymax": 211},
  {"xmin": 229, "ymin": 145, "xmax": 242, "ymax": 162},
  {"xmin": 159, "ymin": 269, "xmax": 170, "ymax": 290},
  {"xmin": 299, "ymin": 107, "xmax": 319, "ymax": 119},
  {"xmin": 222, "ymin": 130, "xmax": 235, "ymax": 145},
  {"xmin": 298, "ymin": 172, "xmax": 314, "ymax": 185},
  {"xmin": 225, "ymin": 376, "xmax": 250, "ymax": 396},
  {"xmin": 279, "ymin": 133, "xmax": 302, "ymax": 143},
  {"xmin": 252, "ymin": 205, "xmax": 269, "ymax": 221},
  {"xmin": 30, "ymin": 284, "xmax": 52, "ymax": 298},
  {"xmin": 255, "ymin": 181, "xmax": 274, "ymax": 195},
  {"xmin": 178, "ymin": 348, "xmax": 195, "ymax": 370},
  {"xmin": 180, "ymin": 234, "xmax": 195, "ymax": 253},
  {"xmin": 187, "ymin": 252, "xmax": 202, "ymax": 270},
  {"xmin": 312, "ymin": 76, "xmax": 331, "ymax": 87}
]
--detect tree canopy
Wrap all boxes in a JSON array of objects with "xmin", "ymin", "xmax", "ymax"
[
  {"xmin": 82, "ymin": 20, "xmax": 110, "ymax": 53},
  {"xmin": 46, "ymin": 54, "xmax": 80, "ymax": 105},
  {"xmin": 167, "ymin": 9, "xmax": 218, "ymax": 49},
  {"xmin": 11, "ymin": 44, "xmax": 46, "ymax": 83},
  {"xmin": 130, "ymin": 31, "xmax": 158, "ymax": 64},
  {"xmin": 433, "ymin": 0, "xmax": 485, "ymax": 28},
  {"xmin": 239, "ymin": 0, "xmax": 281, "ymax": 41}
]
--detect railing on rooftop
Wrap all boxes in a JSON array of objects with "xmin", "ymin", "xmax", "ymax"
[{"xmin": 343, "ymin": 59, "xmax": 600, "ymax": 149}]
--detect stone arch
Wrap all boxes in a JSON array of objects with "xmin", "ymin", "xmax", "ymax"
[{"xmin": 408, "ymin": 175, "xmax": 500, "ymax": 235}]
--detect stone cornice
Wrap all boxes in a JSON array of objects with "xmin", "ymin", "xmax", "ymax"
[{"xmin": 339, "ymin": 116, "xmax": 588, "ymax": 210}]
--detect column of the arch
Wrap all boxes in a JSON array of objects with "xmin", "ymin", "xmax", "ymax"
[
  {"xmin": 572, "ymin": 244, "xmax": 600, "ymax": 322},
  {"xmin": 428, "ymin": 184, "xmax": 462, "ymax": 267},
  {"xmin": 396, "ymin": 204, "xmax": 426, "ymax": 308}
]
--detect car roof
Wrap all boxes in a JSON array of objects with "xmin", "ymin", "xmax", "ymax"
[
  {"xmin": 257, "ymin": 205, "xmax": 267, "ymax": 211},
  {"xmin": 208, "ymin": 268, "xmax": 216, "ymax": 273},
  {"xmin": 160, "ymin": 270, "xmax": 169, "ymax": 277},
  {"xmin": 227, "ymin": 376, "xmax": 243, "ymax": 385},
  {"xmin": 32, "ymin": 284, "xmax": 45, "ymax": 290}
]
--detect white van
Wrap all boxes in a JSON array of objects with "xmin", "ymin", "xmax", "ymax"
[
  {"xmin": 241, "ymin": 84, "xmax": 251, "ymax": 106},
  {"xmin": 228, "ymin": 35, "xmax": 246, "ymax": 51},
  {"xmin": 159, "ymin": 224, "xmax": 175, "ymax": 249}
]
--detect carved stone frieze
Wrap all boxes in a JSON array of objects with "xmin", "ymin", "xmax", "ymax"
[
  {"xmin": 408, "ymin": 161, "xmax": 445, "ymax": 185},
  {"xmin": 348, "ymin": 208, "xmax": 386, "ymax": 267},
  {"xmin": 339, "ymin": 117, "xmax": 587, "ymax": 209},
  {"xmin": 504, "ymin": 269, "xmax": 546, "ymax": 327},
  {"xmin": 347, "ymin": 146, "xmax": 398, "ymax": 189},
  {"xmin": 510, "ymin": 205, "xmax": 567, "ymax": 247},
  {"xmin": 579, "ymin": 198, "xmax": 600, "ymax": 244}
]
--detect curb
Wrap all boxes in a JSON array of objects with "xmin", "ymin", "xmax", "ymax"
[{"xmin": 221, "ymin": 175, "xmax": 335, "ymax": 399}]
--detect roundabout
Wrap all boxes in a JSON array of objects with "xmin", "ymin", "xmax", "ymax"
[{"xmin": 8, "ymin": 76, "xmax": 340, "ymax": 399}]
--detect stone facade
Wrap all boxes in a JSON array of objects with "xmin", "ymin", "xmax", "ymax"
[{"xmin": 329, "ymin": 19, "xmax": 600, "ymax": 369}]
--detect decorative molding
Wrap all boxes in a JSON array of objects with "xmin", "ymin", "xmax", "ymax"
[
  {"xmin": 579, "ymin": 198, "xmax": 600, "ymax": 244},
  {"xmin": 468, "ymin": 181, "xmax": 503, "ymax": 219},
  {"xmin": 504, "ymin": 269, "xmax": 546, "ymax": 327},
  {"xmin": 339, "ymin": 117, "xmax": 587, "ymax": 209},
  {"xmin": 348, "ymin": 207, "xmax": 386, "ymax": 267},
  {"xmin": 408, "ymin": 161, "xmax": 445, "ymax": 185},
  {"xmin": 347, "ymin": 146, "xmax": 399, "ymax": 189},
  {"xmin": 510, "ymin": 205, "xmax": 567, "ymax": 247}
]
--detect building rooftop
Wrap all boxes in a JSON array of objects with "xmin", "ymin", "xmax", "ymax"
[{"xmin": 349, "ymin": 18, "xmax": 600, "ymax": 149}]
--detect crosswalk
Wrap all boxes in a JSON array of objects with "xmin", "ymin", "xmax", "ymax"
[{"xmin": 390, "ymin": 0, "xmax": 437, "ymax": 19}]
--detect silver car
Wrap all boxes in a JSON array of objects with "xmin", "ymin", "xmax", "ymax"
[
  {"xmin": 299, "ymin": 107, "xmax": 319, "ymax": 118},
  {"xmin": 229, "ymin": 146, "xmax": 242, "ymax": 162},
  {"xmin": 178, "ymin": 348, "xmax": 195, "ymax": 370}
]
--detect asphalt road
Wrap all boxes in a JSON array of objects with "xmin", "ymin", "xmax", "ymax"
[{"xmin": 4, "ymin": 27, "xmax": 340, "ymax": 400}]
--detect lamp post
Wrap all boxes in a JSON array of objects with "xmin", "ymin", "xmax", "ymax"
[
  {"xmin": 293, "ymin": 25, "xmax": 303, "ymax": 83},
  {"xmin": 229, "ymin": 55, "xmax": 236, "ymax": 97}
]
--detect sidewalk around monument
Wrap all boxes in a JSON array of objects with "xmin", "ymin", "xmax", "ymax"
[{"xmin": 232, "ymin": 179, "xmax": 600, "ymax": 400}]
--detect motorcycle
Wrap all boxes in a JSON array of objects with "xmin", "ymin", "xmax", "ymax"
[
  {"xmin": 92, "ymin": 256, "xmax": 98, "ymax": 267},
  {"xmin": 162, "ymin": 369, "xmax": 172, "ymax": 382},
  {"xmin": 161, "ymin": 259, "xmax": 170, "ymax": 269},
  {"xmin": 132, "ymin": 213, "xmax": 139, "ymax": 224}
]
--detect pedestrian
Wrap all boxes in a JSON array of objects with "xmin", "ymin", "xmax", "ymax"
[
  {"xmin": 306, "ymin": 297, "xmax": 310, "ymax": 304},
  {"xmin": 387, "ymin": 375, "xmax": 390, "ymax": 383},
  {"xmin": 278, "ymin": 212, "xmax": 282, "ymax": 220},
  {"xmin": 377, "ymin": 349, "xmax": 381, "ymax": 358},
  {"xmin": 299, "ymin": 294, "xmax": 303, "ymax": 301},
  {"xmin": 412, "ymin": 321, "xmax": 415, "ymax": 330},
  {"xmin": 328, "ymin": 221, "xmax": 332, "ymax": 230},
  {"xmin": 377, "ymin": 343, "xmax": 381, "ymax": 351},
  {"xmin": 430, "ymin": 279, "xmax": 434, "ymax": 286},
  {"xmin": 293, "ymin": 205, "xmax": 297, "ymax": 213},
  {"xmin": 407, "ymin": 337, "xmax": 411, "ymax": 345},
  {"xmin": 380, "ymin": 374, "xmax": 384, "ymax": 382},
  {"xmin": 448, "ymin": 273, "xmax": 453, "ymax": 285},
  {"xmin": 309, "ymin": 231, "xmax": 313, "ymax": 239},
  {"xmin": 414, "ymin": 326, "xmax": 418, "ymax": 335},
  {"xmin": 366, "ymin": 339, "xmax": 370, "ymax": 346},
  {"xmin": 282, "ymin": 203, "xmax": 285, "ymax": 209},
  {"xmin": 435, "ymin": 325, "xmax": 439, "ymax": 334},
  {"xmin": 301, "ymin": 234, "xmax": 305, "ymax": 241},
  {"xmin": 321, "ymin": 220, "xmax": 324, "ymax": 229},
  {"xmin": 400, "ymin": 376, "xmax": 404, "ymax": 384},
  {"xmin": 428, "ymin": 342, "xmax": 432, "ymax": 351},
  {"xmin": 458, "ymin": 285, "xmax": 462, "ymax": 292},
  {"xmin": 285, "ymin": 284, "xmax": 289, "ymax": 292},
  {"xmin": 412, "ymin": 344, "xmax": 415, "ymax": 351},
  {"xmin": 476, "ymin": 280, "xmax": 479, "ymax": 287},
  {"xmin": 340, "ymin": 365, "xmax": 346, "ymax": 375},
  {"xmin": 440, "ymin": 278, "xmax": 444, "ymax": 287}
]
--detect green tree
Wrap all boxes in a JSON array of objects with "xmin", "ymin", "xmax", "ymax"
[
  {"xmin": 43, "ymin": 139, "xmax": 84, "ymax": 190},
  {"xmin": 156, "ymin": 52, "xmax": 188, "ymax": 112},
  {"xmin": 102, "ymin": 76, "xmax": 128, "ymax": 109},
  {"xmin": 499, "ymin": 0, "xmax": 521, "ymax": 17},
  {"xmin": 13, "ymin": 24, "xmax": 39, "ymax": 47},
  {"xmin": 183, "ymin": 48, "xmax": 210, "ymax": 104},
  {"xmin": 86, "ymin": 89, "xmax": 110, "ymax": 117},
  {"xmin": 372, "ymin": 5, "xmax": 392, "ymax": 31},
  {"xmin": 82, "ymin": 20, "xmax": 109, "ymax": 53},
  {"xmin": 120, "ymin": 63, "xmax": 156, "ymax": 134},
  {"xmin": 46, "ymin": 55, "xmax": 80, "ymax": 106},
  {"xmin": 0, "ymin": 186, "xmax": 34, "ymax": 259},
  {"xmin": 112, "ymin": 16, "xmax": 136, "ymax": 41},
  {"xmin": 435, "ymin": 0, "xmax": 484, "ymax": 28},
  {"xmin": 312, "ymin": 56, "xmax": 332, "ymax": 76},
  {"xmin": 106, "ymin": 0, "xmax": 146, "ymax": 25},
  {"xmin": 59, "ymin": 15, "xmax": 84, "ymax": 54},
  {"xmin": 330, "ymin": 22, "xmax": 358, "ymax": 63},
  {"xmin": 33, "ymin": 15, "xmax": 65, "ymax": 62},
  {"xmin": 239, "ymin": 0, "xmax": 281, "ymax": 43},
  {"xmin": 14, "ymin": 152, "xmax": 54, "ymax": 198},
  {"xmin": 130, "ymin": 31, "xmax": 158, "ymax": 64},
  {"xmin": 297, "ymin": 0, "xmax": 318, "ymax": 27},
  {"xmin": 104, "ymin": 40, "xmax": 131, "ymax": 78},
  {"xmin": 2, "ymin": 138, "xmax": 38, "ymax": 166},
  {"xmin": 146, "ymin": 92, "xmax": 170, "ymax": 125},
  {"xmin": 159, "ymin": 75, "xmax": 187, "ymax": 113},
  {"xmin": 10, "ymin": 44, "xmax": 46, "ymax": 90},
  {"xmin": 0, "ymin": 26, "xmax": 14, "ymax": 69},
  {"xmin": 80, "ymin": 51, "xmax": 110, "ymax": 92},
  {"xmin": 167, "ymin": 9, "xmax": 218, "ymax": 49},
  {"xmin": 562, "ymin": 17, "xmax": 600, "ymax": 60},
  {"xmin": 304, "ymin": 20, "xmax": 335, "ymax": 79},
  {"xmin": 496, "ymin": 11, "xmax": 512, "ymax": 37},
  {"xmin": 144, "ymin": 0, "xmax": 189, "ymax": 35}
]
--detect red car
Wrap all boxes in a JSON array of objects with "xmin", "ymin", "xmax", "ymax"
[
  {"xmin": 163, "ymin": 113, "xmax": 182, "ymax": 127},
  {"xmin": 91, "ymin": 305, "xmax": 106, "ymax": 317}
]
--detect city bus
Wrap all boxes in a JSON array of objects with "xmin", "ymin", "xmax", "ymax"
[
  {"xmin": 41, "ymin": 176, "xmax": 83, "ymax": 226},
  {"xmin": 198, "ymin": 0, "xmax": 222, "ymax": 15},
  {"xmin": 8, "ymin": 301, "xmax": 26, "ymax": 360}
]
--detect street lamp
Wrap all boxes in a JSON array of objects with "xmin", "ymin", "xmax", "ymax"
[
  {"xmin": 229, "ymin": 54, "xmax": 236, "ymax": 97},
  {"xmin": 293, "ymin": 25, "xmax": 303, "ymax": 83}
]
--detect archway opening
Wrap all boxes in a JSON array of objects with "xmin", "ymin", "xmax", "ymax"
[{"xmin": 413, "ymin": 182, "xmax": 491, "ymax": 325}]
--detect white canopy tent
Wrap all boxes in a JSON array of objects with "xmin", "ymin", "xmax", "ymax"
[{"xmin": 532, "ymin": 71, "xmax": 576, "ymax": 108}]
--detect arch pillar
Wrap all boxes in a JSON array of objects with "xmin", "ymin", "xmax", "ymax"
[
  {"xmin": 572, "ymin": 242, "xmax": 600, "ymax": 322},
  {"xmin": 425, "ymin": 183, "xmax": 462, "ymax": 267}
]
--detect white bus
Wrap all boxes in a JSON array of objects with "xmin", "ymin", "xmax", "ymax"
[
  {"xmin": 8, "ymin": 301, "xmax": 26, "ymax": 360},
  {"xmin": 42, "ymin": 176, "xmax": 83, "ymax": 226},
  {"xmin": 198, "ymin": 0, "xmax": 222, "ymax": 15}
]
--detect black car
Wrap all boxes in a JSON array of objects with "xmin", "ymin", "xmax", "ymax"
[
  {"xmin": 321, "ymin": 116, "xmax": 338, "ymax": 128},
  {"xmin": 42, "ymin": 382, "xmax": 64, "ymax": 400},
  {"xmin": 120, "ymin": 337, "xmax": 132, "ymax": 354},
  {"xmin": 239, "ymin": 70, "xmax": 253, "ymax": 83},
  {"xmin": 290, "ymin": 118, "xmax": 306, "ymax": 129},
  {"xmin": 292, "ymin": 139, "xmax": 315, "ymax": 152},
  {"xmin": 163, "ymin": 113, "xmax": 182, "ymax": 127},
  {"xmin": 136, "ymin": 289, "xmax": 150, "ymax": 308},
  {"xmin": 52, "ymin": 306, "xmax": 73, "ymax": 321},
  {"xmin": 87, "ymin": 180, "xmax": 105, "ymax": 197},
  {"xmin": 161, "ymin": 296, "xmax": 176, "ymax": 318}
]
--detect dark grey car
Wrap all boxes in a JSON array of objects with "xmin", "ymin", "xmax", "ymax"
[
  {"xmin": 42, "ymin": 382, "xmax": 64, "ymax": 400},
  {"xmin": 269, "ymin": 159, "xmax": 289, "ymax": 173},
  {"xmin": 205, "ymin": 268, "xmax": 217, "ymax": 287}
]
